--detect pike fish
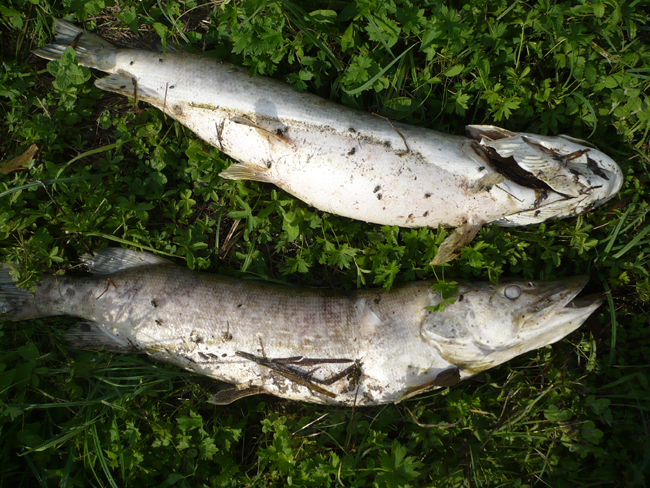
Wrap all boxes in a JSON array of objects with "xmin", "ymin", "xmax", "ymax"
[
  {"xmin": 1, "ymin": 248, "xmax": 602, "ymax": 406},
  {"xmin": 33, "ymin": 20, "xmax": 623, "ymax": 264}
]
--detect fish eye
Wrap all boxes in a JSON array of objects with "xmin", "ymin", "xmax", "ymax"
[{"xmin": 504, "ymin": 285, "xmax": 522, "ymax": 300}]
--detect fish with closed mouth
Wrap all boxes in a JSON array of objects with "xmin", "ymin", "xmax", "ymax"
[
  {"xmin": 1, "ymin": 248, "xmax": 603, "ymax": 405},
  {"xmin": 33, "ymin": 20, "xmax": 623, "ymax": 264}
]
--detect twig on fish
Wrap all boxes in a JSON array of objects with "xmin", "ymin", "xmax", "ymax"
[
  {"xmin": 69, "ymin": 32, "xmax": 83, "ymax": 49},
  {"xmin": 215, "ymin": 120, "xmax": 225, "ymax": 151},
  {"xmin": 162, "ymin": 82, "xmax": 169, "ymax": 119},
  {"xmin": 405, "ymin": 407, "xmax": 462, "ymax": 429},
  {"xmin": 372, "ymin": 113, "xmax": 410, "ymax": 156},
  {"xmin": 131, "ymin": 77, "xmax": 139, "ymax": 110},
  {"xmin": 313, "ymin": 360, "xmax": 362, "ymax": 386},
  {"xmin": 236, "ymin": 350, "xmax": 337, "ymax": 399},
  {"xmin": 96, "ymin": 278, "xmax": 117, "ymax": 300},
  {"xmin": 494, "ymin": 184, "xmax": 524, "ymax": 203},
  {"xmin": 272, "ymin": 356, "xmax": 354, "ymax": 366}
]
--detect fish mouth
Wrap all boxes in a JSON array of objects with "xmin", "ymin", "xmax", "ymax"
[{"xmin": 513, "ymin": 276, "xmax": 603, "ymax": 357}]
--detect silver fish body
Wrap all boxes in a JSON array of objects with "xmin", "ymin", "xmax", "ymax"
[
  {"xmin": 34, "ymin": 21, "xmax": 622, "ymax": 247},
  {"xmin": 1, "ymin": 248, "xmax": 602, "ymax": 406}
]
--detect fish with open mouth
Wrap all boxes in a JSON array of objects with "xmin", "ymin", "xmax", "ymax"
[
  {"xmin": 0, "ymin": 248, "xmax": 602, "ymax": 405},
  {"xmin": 33, "ymin": 20, "xmax": 623, "ymax": 264}
]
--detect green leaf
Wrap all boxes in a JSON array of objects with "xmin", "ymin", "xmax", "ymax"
[{"xmin": 443, "ymin": 64, "xmax": 464, "ymax": 77}]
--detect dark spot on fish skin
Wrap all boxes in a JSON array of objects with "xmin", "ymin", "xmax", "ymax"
[
  {"xmin": 198, "ymin": 352, "xmax": 210, "ymax": 360},
  {"xmin": 348, "ymin": 147, "xmax": 356, "ymax": 155},
  {"xmin": 423, "ymin": 211, "xmax": 429, "ymax": 217},
  {"xmin": 223, "ymin": 332, "xmax": 233, "ymax": 341},
  {"xmin": 414, "ymin": 176, "xmax": 417, "ymax": 181},
  {"xmin": 377, "ymin": 193, "xmax": 382, "ymax": 200},
  {"xmin": 374, "ymin": 295, "xmax": 381, "ymax": 305},
  {"xmin": 151, "ymin": 299, "xmax": 157, "ymax": 308},
  {"xmin": 587, "ymin": 156, "xmax": 609, "ymax": 180},
  {"xmin": 186, "ymin": 356, "xmax": 197, "ymax": 364},
  {"xmin": 169, "ymin": 85, "xmax": 175, "ymax": 89},
  {"xmin": 155, "ymin": 320, "xmax": 162, "ymax": 326},
  {"xmin": 237, "ymin": 304, "xmax": 242, "ymax": 308},
  {"xmin": 276, "ymin": 128, "xmax": 283, "ymax": 136},
  {"xmin": 172, "ymin": 105, "xmax": 183, "ymax": 116},
  {"xmin": 349, "ymin": 127, "xmax": 356, "ymax": 132},
  {"xmin": 424, "ymin": 193, "xmax": 431, "ymax": 198},
  {"xmin": 458, "ymin": 294, "xmax": 464, "ymax": 302},
  {"xmin": 119, "ymin": 85, "xmax": 127, "ymax": 89},
  {"xmin": 266, "ymin": 161, "xmax": 272, "ymax": 169},
  {"xmin": 535, "ymin": 210, "xmax": 541, "ymax": 217},
  {"xmin": 129, "ymin": 60, "xmax": 134, "ymax": 65},
  {"xmin": 158, "ymin": 58, "xmax": 163, "ymax": 63},
  {"xmin": 478, "ymin": 166, "xmax": 485, "ymax": 171},
  {"xmin": 81, "ymin": 323, "xmax": 91, "ymax": 332},
  {"xmin": 373, "ymin": 185, "xmax": 381, "ymax": 193},
  {"xmin": 222, "ymin": 353, "xmax": 227, "ymax": 357}
]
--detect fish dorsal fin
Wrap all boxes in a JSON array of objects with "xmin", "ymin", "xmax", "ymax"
[{"xmin": 81, "ymin": 248, "xmax": 171, "ymax": 274}]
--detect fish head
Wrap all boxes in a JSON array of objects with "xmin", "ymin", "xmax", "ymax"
[
  {"xmin": 467, "ymin": 125, "xmax": 623, "ymax": 225},
  {"xmin": 421, "ymin": 276, "xmax": 603, "ymax": 375}
]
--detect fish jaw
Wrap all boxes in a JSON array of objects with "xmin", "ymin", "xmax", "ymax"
[
  {"xmin": 420, "ymin": 276, "xmax": 603, "ymax": 376},
  {"xmin": 468, "ymin": 125, "xmax": 623, "ymax": 226}
]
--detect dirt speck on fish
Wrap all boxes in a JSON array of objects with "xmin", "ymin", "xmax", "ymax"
[
  {"xmin": 1, "ymin": 248, "xmax": 603, "ymax": 405},
  {"xmin": 33, "ymin": 20, "xmax": 623, "ymax": 263}
]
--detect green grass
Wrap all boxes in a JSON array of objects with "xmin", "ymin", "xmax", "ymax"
[{"xmin": 1, "ymin": 0, "xmax": 649, "ymax": 486}]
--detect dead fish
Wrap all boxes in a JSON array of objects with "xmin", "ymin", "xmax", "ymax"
[
  {"xmin": 1, "ymin": 248, "xmax": 602, "ymax": 406},
  {"xmin": 33, "ymin": 20, "xmax": 623, "ymax": 263}
]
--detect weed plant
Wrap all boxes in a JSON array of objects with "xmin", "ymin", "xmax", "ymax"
[{"xmin": 1, "ymin": 0, "xmax": 649, "ymax": 486}]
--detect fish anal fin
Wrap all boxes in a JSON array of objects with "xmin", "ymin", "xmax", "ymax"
[
  {"xmin": 95, "ymin": 74, "xmax": 161, "ymax": 102},
  {"xmin": 81, "ymin": 248, "xmax": 171, "ymax": 275},
  {"xmin": 219, "ymin": 163, "xmax": 274, "ymax": 183},
  {"xmin": 64, "ymin": 321, "xmax": 138, "ymax": 353},
  {"xmin": 431, "ymin": 224, "xmax": 481, "ymax": 265},
  {"xmin": 208, "ymin": 385, "xmax": 263, "ymax": 405}
]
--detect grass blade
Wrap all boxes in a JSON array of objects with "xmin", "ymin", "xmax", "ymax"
[
  {"xmin": 343, "ymin": 44, "xmax": 416, "ymax": 96},
  {"xmin": 92, "ymin": 423, "xmax": 119, "ymax": 488},
  {"xmin": 612, "ymin": 223, "xmax": 650, "ymax": 259}
]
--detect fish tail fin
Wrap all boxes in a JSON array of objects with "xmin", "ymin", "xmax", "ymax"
[
  {"xmin": 0, "ymin": 268, "xmax": 39, "ymax": 321},
  {"xmin": 219, "ymin": 162, "xmax": 275, "ymax": 183},
  {"xmin": 33, "ymin": 19, "xmax": 116, "ymax": 71}
]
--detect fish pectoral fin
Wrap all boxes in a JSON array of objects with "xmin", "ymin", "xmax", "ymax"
[
  {"xmin": 64, "ymin": 321, "xmax": 139, "ymax": 353},
  {"xmin": 207, "ymin": 385, "xmax": 263, "ymax": 405},
  {"xmin": 430, "ymin": 224, "xmax": 481, "ymax": 265},
  {"xmin": 470, "ymin": 172, "xmax": 504, "ymax": 194},
  {"xmin": 95, "ymin": 74, "xmax": 161, "ymax": 102},
  {"xmin": 397, "ymin": 367, "xmax": 461, "ymax": 402},
  {"xmin": 219, "ymin": 163, "xmax": 274, "ymax": 183},
  {"xmin": 81, "ymin": 248, "xmax": 172, "ymax": 275}
]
